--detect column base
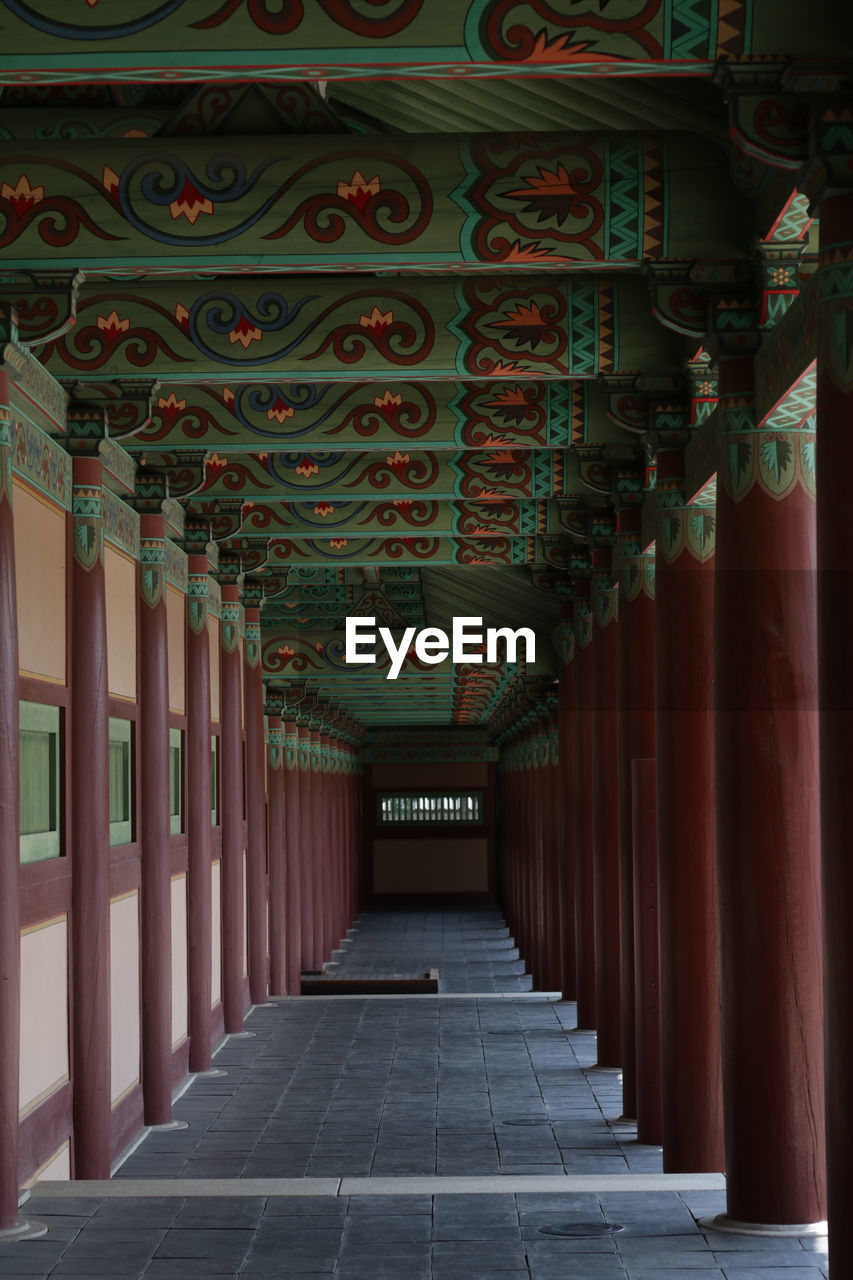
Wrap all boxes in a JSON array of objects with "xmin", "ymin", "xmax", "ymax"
[
  {"xmin": 149, "ymin": 1120, "xmax": 190, "ymax": 1132},
  {"xmin": 194, "ymin": 1068, "xmax": 228, "ymax": 1078},
  {"xmin": 699, "ymin": 1214, "xmax": 828, "ymax": 1238},
  {"xmin": 586, "ymin": 1066, "xmax": 622, "ymax": 1075},
  {"xmin": 0, "ymin": 1220, "xmax": 49, "ymax": 1242},
  {"xmin": 226, "ymin": 1031, "xmax": 256, "ymax": 1039}
]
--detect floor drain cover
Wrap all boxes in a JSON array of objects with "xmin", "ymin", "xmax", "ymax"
[
  {"xmin": 539, "ymin": 1222, "xmax": 624, "ymax": 1238},
  {"xmin": 502, "ymin": 1118, "xmax": 551, "ymax": 1126}
]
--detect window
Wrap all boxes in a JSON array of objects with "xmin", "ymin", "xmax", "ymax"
[
  {"xmin": 108, "ymin": 717, "xmax": 132, "ymax": 847},
  {"xmin": 377, "ymin": 791, "xmax": 483, "ymax": 825},
  {"xmin": 19, "ymin": 701, "xmax": 61, "ymax": 863},
  {"xmin": 169, "ymin": 728, "xmax": 183, "ymax": 834},
  {"xmin": 211, "ymin": 734, "xmax": 219, "ymax": 826}
]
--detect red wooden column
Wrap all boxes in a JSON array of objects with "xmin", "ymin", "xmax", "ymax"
[
  {"xmin": 572, "ymin": 578, "xmax": 596, "ymax": 1029},
  {"xmin": 528, "ymin": 721, "xmax": 544, "ymax": 985},
  {"xmin": 503, "ymin": 747, "xmax": 518, "ymax": 943},
  {"xmin": 544, "ymin": 708, "xmax": 563, "ymax": 992},
  {"xmin": 185, "ymin": 542, "xmax": 214, "ymax": 1070},
  {"xmin": 817, "ymin": 189, "xmax": 853, "ymax": 1275},
  {"xmin": 351, "ymin": 747, "xmax": 361, "ymax": 923},
  {"xmin": 591, "ymin": 548, "xmax": 621, "ymax": 1068},
  {"xmin": 655, "ymin": 486, "xmax": 724, "ymax": 1172},
  {"xmin": 0, "ymin": 385, "xmax": 21, "ymax": 1228},
  {"xmin": 631, "ymin": 758, "xmax": 661, "ymax": 1146},
  {"xmin": 318, "ymin": 732, "xmax": 332, "ymax": 964},
  {"xmin": 242, "ymin": 589, "xmax": 268, "ymax": 1006},
  {"xmin": 557, "ymin": 614, "xmax": 576, "ymax": 1000},
  {"xmin": 327, "ymin": 737, "xmax": 340, "ymax": 950},
  {"xmin": 67, "ymin": 415, "xmax": 112, "ymax": 1178},
  {"xmin": 714, "ymin": 354, "xmax": 824, "ymax": 1229},
  {"xmin": 334, "ymin": 739, "xmax": 347, "ymax": 946},
  {"xmin": 617, "ymin": 537, "xmax": 656, "ymax": 1121},
  {"xmin": 345, "ymin": 745, "xmax": 356, "ymax": 926},
  {"xmin": 138, "ymin": 509, "xmax": 173, "ymax": 1123},
  {"xmin": 516, "ymin": 735, "xmax": 526, "ymax": 955},
  {"xmin": 219, "ymin": 582, "xmax": 245, "ymax": 1033},
  {"xmin": 309, "ymin": 726, "xmax": 325, "ymax": 968},
  {"xmin": 282, "ymin": 717, "xmax": 303, "ymax": 993},
  {"xmin": 266, "ymin": 698, "xmax": 286, "ymax": 997},
  {"xmin": 521, "ymin": 724, "xmax": 536, "ymax": 975},
  {"xmin": 297, "ymin": 723, "xmax": 315, "ymax": 972}
]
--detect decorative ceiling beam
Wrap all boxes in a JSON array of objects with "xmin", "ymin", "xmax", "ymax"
[
  {"xmin": 0, "ymin": 129, "xmax": 749, "ymax": 271},
  {"xmin": 221, "ymin": 497, "xmax": 565, "ymax": 540},
  {"xmin": 0, "ymin": 106, "xmax": 171, "ymax": 139},
  {"xmin": 113, "ymin": 379, "xmax": 589, "ymax": 452},
  {"xmin": 25, "ymin": 275, "xmax": 684, "ymax": 382},
  {"xmin": 245, "ymin": 534, "xmax": 539, "ymax": 566},
  {"xmin": 163, "ymin": 447, "xmax": 566, "ymax": 502},
  {"xmin": 0, "ymin": 2, "xmax": 774, "ymax": 85}
]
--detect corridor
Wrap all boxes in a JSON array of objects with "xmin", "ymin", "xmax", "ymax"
[{"xmin": 14, "ymin": 912, "xmax": 827, "ymax": 1280}]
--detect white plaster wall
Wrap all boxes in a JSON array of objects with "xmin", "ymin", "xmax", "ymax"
[
  {"xmin": 109, "ymin": 892, "xmax": 140, "ymax": 1102},
  {"xmin": 26, "ymin": 1140, "xmax": 70, "ymax": 1187},
  {"xmin": 171, "ymin": 874, "xmax": 188, "ymax": 1047},
  {"xmin": 243, "ymin": 851, "xmax": 248, "ymax": 977},
  {"xmin": 19, "ymin": 917, "xmax": 69, "ymax": 1116},
  {"xmin": 211, "ymin": 860, "xmax": 222, "ymax": 1006}
]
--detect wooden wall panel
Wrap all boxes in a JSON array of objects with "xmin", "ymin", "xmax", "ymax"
[
  {"xmin": 211, "ymin": 860, "xmax": 222, "ymax": 1007},
  {"xmin": 104, "ymin": 547, "xmax": 137, "ymax": 701},
  {"xmin": 373, "ymin": 837, "xmax": 489, "ymax": 895},
  {"xmin": 166, "ymin": 586, "xmax": 186, "ymax": 716},
  {"xmin": 209, "ymin": 616, "xmax": 220, "ymax": 723},
  {"xmin": 14, "ymin": 482, "xmax": 66, "ymax": 683},
  {"xmin": 170, "ymin": 874, "xmax": 188, "ymax": 1047},
  {"xmin": 19, "ymin": 917, "xmax": 69, "ymax": 1115},
  {"xmin": 109, "ymin": 892, "xmax": 140, "ymax": 1103}
]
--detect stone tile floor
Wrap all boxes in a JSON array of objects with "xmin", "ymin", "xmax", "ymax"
[
  {"xmin": 9, "ymin": 910, "xmax": 830, "ymax": 1278},
  {"xmin": 10, "ymin": 1189, "xmax": 830, "ymax": 1280},
  {"xmin": 326, "ymin": 910, "xmax": 534, "ymax": 994}
]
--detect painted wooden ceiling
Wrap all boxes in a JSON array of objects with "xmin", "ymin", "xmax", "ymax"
[{"xmin": 0, "ymin": 0, "xmax": 841, "ymax": 727}]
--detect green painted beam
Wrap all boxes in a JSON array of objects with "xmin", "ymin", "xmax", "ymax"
[
  {"xmin": 28, "ymin": 275, "xmax": 684, "ymax": 382},
  {"xmin": 0, "ymin": 106, "xmax": 171, "ymax": 139},
  {"xmin": 119, "ymin": 380, "xmax": 587, "ymax": 452},
  {"xmin": 229, "ymin": 497, "xmax": 558, "ymax": 539},
  {"xmin": 171, "ymin": 449, "xmax": 564, "ymax": 502},
  {"xmin": 0, "ymin": 130, "xmax": 749, "ymax": 270},
  {"xmin": 260, "ymin": 534, "xmax": 537, "ymax": 566},
  {"xmin": 0, "ymin": 2, "xmax": 832, "ymax": 84}
]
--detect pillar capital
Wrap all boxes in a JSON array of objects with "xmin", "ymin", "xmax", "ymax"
[
  {"xmin": 646, "ymin": 258, "xmax": 753, "ymax": 340},
  {"xmin": 65, "ymin": 398, "xmax": 108, "ymax": 454},
  {"xmin": 802, "ymin": 99, "xmax": 853, "ymax": 206},
  {"xmin": 61, "ymin": 377, "xmax": 160, "ymax": 437},
  {"xmin": 757, "ymin": 238, "xmax": 807, "ymax": 327},
  {"xmin": 706, "ymin": 292, "xmax": 763, "ymax": 360},
  {"xmin": 3, "ymin": 268, "xmax": 84, "ymax": 347},
  {"xmin": 264, "ymin": 687, "xmax": 285, "ymax": 720},
  {"xmin": 715, "ymin": 59, "xmax": 812, "ymax": 174},
  {"xmin": 215, "ymin": 548, "xmax": 244, "ymax": 587}
]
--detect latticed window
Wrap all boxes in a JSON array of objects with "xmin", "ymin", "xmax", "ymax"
[
  {"xmin": 108, "ymin": 717, "xmax": 132, "ymax": 847},
  {"xmin": 211, "ymin": 734, "xmax": 219, "ymax": 826},
  {"xmin": 169, "ymin": 728, "xmax": 183, "ymax": 835},
  {"xmin": 377, "ymin": 792, "xmax": 483, "ymax": 825},
  {"xmin": 19, "ymin": 701, "xmax": 61, "ymax": 863}
]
